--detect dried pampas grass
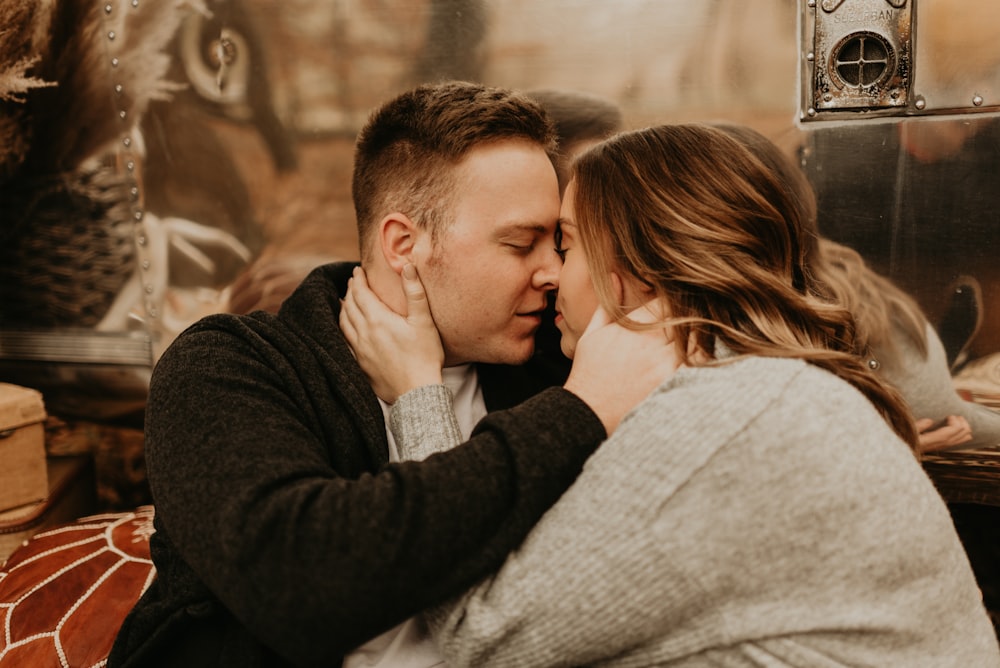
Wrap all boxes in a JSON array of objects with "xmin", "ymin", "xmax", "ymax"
[
  {"xmin": 0, "ymin": 1, "xmax": 55, "ymax": 99},
  {"xmin": 0, "ymin": 0, "xmax": 205, "ymax": 184},
  {"xmin": 0, "ymin": 1, "xmax": 56, "ymax": 180}
]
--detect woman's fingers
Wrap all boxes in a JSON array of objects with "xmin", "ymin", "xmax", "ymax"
[
  {"xmin": 917, "ymin": 415, "xmax": 974, "ymax": 451},
  {"xmin": 581, "ymin": 304, "xmax": 612, "ymax": 336},
  {"xmin": 338, "ymin": 264, "xmax": 445, "ymax": 402},
  {"xmin": 565, "ymin": 299, "xmax": 678, "ymax": 434},
  {"xmin": 402, "ymin": 263, "xmax": 434, "ymax": 326}
]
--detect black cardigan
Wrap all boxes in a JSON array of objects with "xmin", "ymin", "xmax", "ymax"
[{"xmin": 109, "ymin": 262, "xmax": 604, "ymax": 667}]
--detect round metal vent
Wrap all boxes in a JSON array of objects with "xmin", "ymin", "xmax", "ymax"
[{"xmin": 830, "ymin": 31, "xmax": 894, "ymax": 89}]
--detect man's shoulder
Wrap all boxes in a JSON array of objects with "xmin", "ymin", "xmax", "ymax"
[
  {"xmin": 279, "ymin": 260, "xmax": 358, "ymax": 309},
  {"xmin": 156, "ymin": 262, "xmax": 356, "ymax": 375},
  {"xmin": 300, "ymin": 260, "xmax": 359, "ymax": 289}
]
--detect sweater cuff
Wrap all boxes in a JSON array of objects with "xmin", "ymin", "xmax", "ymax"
[{"xmin": 390, "ymin": 384, "xmax": 464, "ymax": 461}]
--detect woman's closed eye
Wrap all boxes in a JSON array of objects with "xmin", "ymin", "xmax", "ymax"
[{"xmin": 553, "ymin": 224, "xmax": 567, "ymax": 261}]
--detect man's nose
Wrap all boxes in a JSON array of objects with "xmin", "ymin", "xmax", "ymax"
[{"xmin": 533, "ymin": 248, "xmax": 561, "ymax": 291}]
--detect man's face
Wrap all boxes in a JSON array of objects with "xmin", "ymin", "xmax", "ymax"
[{"xmin": 412, "ymin": 139, "xmax": 562, "ymax": 366}]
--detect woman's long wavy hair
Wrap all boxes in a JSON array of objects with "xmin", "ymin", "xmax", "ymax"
[
  {"xmin": 710, "ymin": 123, "xmax": 929, "ymax": 369},
  {"xmin": 571, "ymin": 124, "xmax": 919, "ymax": 449}
]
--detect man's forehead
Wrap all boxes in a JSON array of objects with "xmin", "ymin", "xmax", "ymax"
[
  {"xmin": 452, "ymin": 139, "xmax": 557, "ymax": 181},
  {"xmin": 441, "ymin": 140, "xmax": 560, "ymax": 236}
]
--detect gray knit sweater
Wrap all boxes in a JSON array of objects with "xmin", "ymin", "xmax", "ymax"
[
  {"xmin": 391, "ymin": 356, "xmax": 1000, "ymax": 667},
  {"xmin": 879, "ymin": 321, "xmax": 1000, "ymax": 450}
]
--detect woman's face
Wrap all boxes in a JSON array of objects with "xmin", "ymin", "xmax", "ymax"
[
  {"xmin": 553, "ymin": 180, "xmax": 601, "ymax": 359},
  {"xmin": 554, "ymin": 179, "xmax": 657, "ymax": 359}
]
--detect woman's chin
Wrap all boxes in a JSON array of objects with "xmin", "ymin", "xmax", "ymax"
[{"xmin": 559, "ymin": 337, "xmax": 577, "ymax": 360}]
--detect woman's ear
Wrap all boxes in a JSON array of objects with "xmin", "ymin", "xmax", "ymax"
[
  {"xmin": 609, "ymin": 272, "xmax": 626, "ymax": 307},
  {"xmin": 378, "ymin": 212, "xmax": 419, "ymax": 274},
  {"xmin": 613, "ymin": 271, "xmax": 655, "ymax": 309}
]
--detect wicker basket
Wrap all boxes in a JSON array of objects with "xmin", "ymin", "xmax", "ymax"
[{"xmin": 0, "ymin": 162, "xmax": 135, "ymax": 329}]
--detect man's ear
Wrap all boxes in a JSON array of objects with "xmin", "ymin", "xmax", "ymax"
[{"xmin": 378, "ymin": 212, "xmax": 419, "ymax": 274}]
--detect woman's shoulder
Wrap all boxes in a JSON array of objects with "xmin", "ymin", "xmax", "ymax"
[
  {"xmin": 647, "ymin": 355, "xmax": 882, "ymax": 437},
  {"xmin": 626, "ymin": 356, "xmax": 820, "ymax": 441},
  {"xmin": 665, "ymin": 354, "xmax": 811, "ymax": 399}
]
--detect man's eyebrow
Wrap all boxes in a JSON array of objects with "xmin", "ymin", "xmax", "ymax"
[{"xmin": 494, "ymin": 222, "xmax": 551, "ymax": 236}]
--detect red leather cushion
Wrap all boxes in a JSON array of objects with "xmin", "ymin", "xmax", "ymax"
[{"xmin": 0, "ymin": 506, "xmax": 155, "ymax": 667}]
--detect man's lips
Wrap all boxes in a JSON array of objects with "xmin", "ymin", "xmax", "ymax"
[
  {"xmin": 517, "ymin": 303, "xmax": 548, "ymax": 317},
  {"xmin": 516, "ymin": 308, "xmax": 547, "ymax": 327}
]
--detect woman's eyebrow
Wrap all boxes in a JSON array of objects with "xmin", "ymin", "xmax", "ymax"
[{"xmin": 557, "ymin": 218, "xmax": 578, "ymax": 234}]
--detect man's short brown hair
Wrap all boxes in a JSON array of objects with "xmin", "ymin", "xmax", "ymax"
[{"xmin": 352, "ymin": 81, "xmax": 558, "ymax": 261}]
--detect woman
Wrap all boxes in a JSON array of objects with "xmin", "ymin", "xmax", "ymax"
[
  {"xmin": 712, "ymin": 122, "xmax": 1000, "ymax": 452},
  {"xmin": 341, "ymin": 124, "xmax": 999, "ymax": 666}
]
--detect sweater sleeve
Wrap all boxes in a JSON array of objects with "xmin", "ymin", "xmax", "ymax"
[
  {"xmin": 421, "ymin": 384, "xmax": 714, "ymax": 667},
  {"xmin": 142, "ymin": 320, "xmax": 607, "ymax": 666},
  {"xmin": 390, "ymin": 384, "xmax": 464, "ymax": 461},
  {"xmin": 882, "ymin": 321, "xmax": 1000, "ymax": 449}
]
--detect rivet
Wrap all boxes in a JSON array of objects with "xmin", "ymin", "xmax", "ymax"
[
  {"xmin": 126, "ymin": 160, "xmax": 135, "ymax": 172},
  {"xmin": 137, "ymin": 235, "xmax": 147, "ymax": 246},
  {"xmin": 142, "ymin": 260, "xmax": 151, "ymax": 270},
  {"xmin": 111, "ymin": 57, "xmax": 119, "ymax": 67},
  {"xmin": 114, "ymin": 84, "xmax": 123, "ymax": 95},
  {"xmin": 806, "ymin": 52, "xmax": 814, "ymax": 62},
  {"xmin": 132, "ymin": 0, "xmax": 139, "ymax": 6},
  {"xmin": 146, "ymin": 305, "xmax": 158, "ymax": 318},
  {"xmin": 807, "ymin": 108, "xmax": 817, "ymax": 117},
  {"xmin": 130, "ymin": 186, "xmax": 139, "ymax": 199},
  {"xmin": 133, "ymin": 210, "xmax": 144, "ymax": 221},
  {"xmin": 914, "ymin": 98, "xmax": 926, "ymax": 110},
  {"xmin": 808, "ymin": 0, "xmax": 816, "ymax": 6},
  {"xmin": 868, "ymin": 358, "xmax": 881, "ymax": 371},
  {"xmin": 122, "ymin": 136, "xmax": 132, "ymax": 147},
  {"xmin": 144, "ymin": 284, "xmax": 154, "ymax": 295},
  {"xmin": 823, "ymin": 93, "xmax": 832, "ymax": 102},
  {"xmin": 973, "ymin": 95, "xmax": 984, "ymax": 107},
  {"xmin": 108, "ymin": 31, "xmax": 116, "ymax": 41},
  {"xmin": 105, "ymin": 4, "xmax": 112, "ymax": 13},
  {"xmin": 119, "ymin": 110, "xmax": 127, "ymax": 120}
]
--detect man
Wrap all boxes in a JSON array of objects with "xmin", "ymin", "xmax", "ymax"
[{"xmin": 108, "ymin": 81, "xmax": 664, "ymax": 667}]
